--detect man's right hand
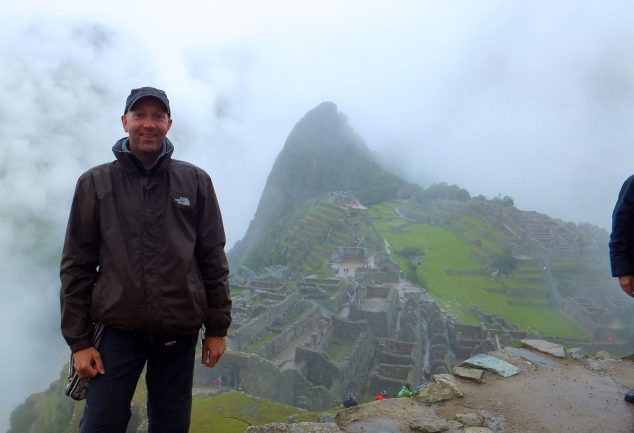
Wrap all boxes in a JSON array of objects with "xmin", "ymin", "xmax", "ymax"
[
  {"xmin": 618, "ymin": 275, "xmax": 634, "ymax": 298},
  {"xmin": 73, "ymin": 346, "xmax": 105, "ymax": 378}
]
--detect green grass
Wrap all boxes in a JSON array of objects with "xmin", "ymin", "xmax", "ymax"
[
  {"xmin": 242, "ymin": 331, "xmax": 277, "ymax": 353},
  {"xmin": 370, "ymin": 202, "xmax": 585, "ymax": 339},
  {"xmin": 190, "ymin": 390, "xmax": 318, "ymax": 433},
  {"xmin": 326, "ymin": 338, "xmax": 352, "ymax": 362}
]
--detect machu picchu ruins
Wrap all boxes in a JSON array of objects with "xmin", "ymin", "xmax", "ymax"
[{"xmin": 194, "ymin": 186, "xmax": 625, "ymax": 413}]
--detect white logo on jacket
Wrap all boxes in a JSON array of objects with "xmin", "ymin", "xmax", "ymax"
[{"xmin": 174, "ymin": 197, "xmax": 190, "ymax": 206}]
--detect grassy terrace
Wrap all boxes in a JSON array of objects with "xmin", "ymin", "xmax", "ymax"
[
  {"xmin": 369, "ymin": 201, "xmax": 584, "ymax": 339},
  {"xmin": 242, "ymin": 331, "xmax": 277, "ymax": 354},
  {"xmin": 192, "ymin": 390, "xmax": 317, "ymax": 433},
  {"xmin": 326, "ymin": 338, "xmax": 352, "ymax": 362},
  {"xmin": 286, "ymin": 201, "xmax": 357, "ymax": 275}
]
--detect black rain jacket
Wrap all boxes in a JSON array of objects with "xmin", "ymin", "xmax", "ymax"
[{"xmin": 60, "ymin": 138, "xmax": 231, "ymax": 352}]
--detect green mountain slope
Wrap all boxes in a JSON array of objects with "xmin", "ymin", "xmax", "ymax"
[{"xmin": 229, "ymin": 101, "xmax": 417, "ymax": 271}]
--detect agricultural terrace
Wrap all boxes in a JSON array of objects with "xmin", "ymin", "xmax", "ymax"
[{"xmin": 369, "ymin": 201, "xmax": 584, "ymax": 339}]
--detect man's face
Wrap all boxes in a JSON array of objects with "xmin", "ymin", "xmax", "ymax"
[{"xmin": 121, "ymin": 97, "xmax": 172, "ymax": 159}]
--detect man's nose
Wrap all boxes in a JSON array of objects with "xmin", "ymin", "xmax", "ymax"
[{"xmin": 141, "ymin": 117, "xmax": 156, "ymax": 128}]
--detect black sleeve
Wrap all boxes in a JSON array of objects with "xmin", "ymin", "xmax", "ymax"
[
  {"xmin": 609, "ymin": 175, "xmax": 634, "ymax": 277},
  {"xmin": 195, "ymin": 171, "xmax": 232, "ymax": 337},
  {"xmin": 60, "ymin": 174, "xmax": 100, "ymax": 352}
]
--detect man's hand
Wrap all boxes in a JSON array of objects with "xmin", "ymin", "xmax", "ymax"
[
  {"xmin": 619, "ymin": 275, "xmax": 634, "ymax": 297},
  {"xmin": 202, "ymin": 336, "xmax": 226, "ymax": 368},
  {"xmin": 73, "ymin": 346, "xmax": 105, "ymax": 378}
]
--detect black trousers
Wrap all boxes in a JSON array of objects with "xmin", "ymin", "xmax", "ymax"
[{"xmin": 79, "ymin": 327, "xmax": 198, "ymax": 433}]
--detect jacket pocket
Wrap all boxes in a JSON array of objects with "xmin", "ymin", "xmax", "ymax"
[{"xmin": 186, "ymin": 269, "xmax": 208, "ymax": 324}]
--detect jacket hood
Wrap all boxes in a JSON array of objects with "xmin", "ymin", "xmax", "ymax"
[{"xmin": 112, "ymin": 137, "xmax": 174, "ymax": 173}]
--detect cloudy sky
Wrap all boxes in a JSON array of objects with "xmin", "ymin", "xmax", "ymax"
[{"xmin": 2, "ymin": 0, "xmax": 634, "ymax": 429}]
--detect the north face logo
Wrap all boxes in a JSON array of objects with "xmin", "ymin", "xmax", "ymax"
[{"xmin": 175, "ymin": 197, "xmax": 190, "ymax": 206}]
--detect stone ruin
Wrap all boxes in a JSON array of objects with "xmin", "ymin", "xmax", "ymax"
[{"xmin": 197, "ymin": 256, "xmax": 534, "ymax": 410}]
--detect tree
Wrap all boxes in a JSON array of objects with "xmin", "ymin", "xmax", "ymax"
[{"xmin": 491, "ymin": 248, "xmax": 518, "ymax": 276}]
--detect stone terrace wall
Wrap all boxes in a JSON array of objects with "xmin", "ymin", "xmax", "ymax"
[
  {"xmin": 332, "ymin": 316, "xmax": 368, "ymax": 339},
  {"xmin": 366, "ymin": 285, "xmax": 391, "ymax": 297},
  {"xmin": 232, "ymin": 294, "xmax": 298, "ymax": 349},
  {"xmin": 335, "ymin": 329, "xmax": 375, "ymax": 397},
  {"xmin": 297, "ymin": 318, "xmax": 375, "ymax": 399},
  {"xmin": 196, "ymin": 351, "xmax": 335, "ymax": 410},
  {"xmin": 359, "ymin": 271, "xmax": 400, "ymax": 285},
  {"xmin": 257, "ymin": 306, "xmax": 322, "ymax": 359},
  {"xmin": 348, "ymin": 304, "xmax": 390, "ymax": 337},
  {"xmin": 295, "ymin": 347, "xmax": 341, "ymax": 388}
]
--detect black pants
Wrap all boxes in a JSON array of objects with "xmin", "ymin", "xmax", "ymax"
[{"xmin": 79, "ymin": 327, "xmax": 198, "ymax": 433}]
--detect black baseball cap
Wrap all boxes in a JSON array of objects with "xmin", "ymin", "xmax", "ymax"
[{"xmin": 124, "ymin": 86, "xmax": 171, "ymax": 117}]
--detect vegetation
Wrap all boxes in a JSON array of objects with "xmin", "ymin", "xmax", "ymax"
[
  {"xmin": 11, "ymin": 374, "xmax": 317, "ymax": 433},
  {"xmin": 369, "ymin": 201, "xmax": 585, "ymax": 339},
  {"xmin": 190, "ymin": 390, "xmax": 318, "ymax": 433}
]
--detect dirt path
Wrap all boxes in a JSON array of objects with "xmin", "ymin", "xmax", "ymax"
[{"xmin": 435, "ymin": 352, "xmax": 634, "ymax": 433}]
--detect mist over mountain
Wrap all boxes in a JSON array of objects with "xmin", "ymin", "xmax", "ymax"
[{"xmin": 229, "ymin": 102, "xmax": 417, "ymax": 269}]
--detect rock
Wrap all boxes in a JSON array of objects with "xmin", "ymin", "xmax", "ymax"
[
  {"xmin": 455, "ymin": 412, "xmax": 484, "ymax": 427},
  {"xmin": 461, "ymin": 354, "xmax": 518, "ymax": 377},
  {"xmin": 502, "ymin": 346, "xmax": 559, "ymax": 368},
  {"xmin": 453, "ymin": 366, "xmax": 484, "ymax": 383},
  {"xmin": 416, "ymin": 375, "xmax": 464, "ymax": 403},
  {"xmin": 520, "ymin": 339, "xmax": 565, "ymax": 358},
  {"xmin": 432, "ymin": 374, "xmax": 464, "ymax": 397},
  {"xmin": 566, "ymin": 347, "xmax": 585, "ymax": 360},
  {"xmin": 446, "ymin": 420, "xmax": 464, "ymax": 430},
  {"xmin": 335, "ymin": 398, "xmax": 447, "ymax": 432},
  {"xmin": 593, "ymin": 351, "xmax": 613, "ymax": 360},
  {"xmin": 464, "ymin": 428, "xmax": 493, "ymax": 433},
  {"xmin": 245, "ymin": 422, "xmax": 342, "ymax": 433},
  {"xmin": 408, "ymin": 417, "xmax": 450, "ymax": 432}
]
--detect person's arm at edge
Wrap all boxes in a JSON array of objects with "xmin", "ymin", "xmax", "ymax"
[
  {"xmin": 60, "ymin": 173, "xmax": 105, "ymax": 377},
  {"xmin": 610, "ymin": 175, "xmax": 634, "ymax": 298},
  {"xmin": 195, "ymin": 170, "xmax": 232, "ymax": 368}
]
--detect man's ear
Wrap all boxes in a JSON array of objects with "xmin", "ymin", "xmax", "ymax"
[{"xmin": 121, "ymin": 114, "xmax": 129, "ymax": 132}]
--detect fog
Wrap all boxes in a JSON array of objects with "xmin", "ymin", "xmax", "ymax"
[{"xmin": 2, "ymin": 1, "xmax": 634, "ymax": 429}]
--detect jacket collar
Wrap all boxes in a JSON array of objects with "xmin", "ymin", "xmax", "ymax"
[{"xmin": 112, "ymin": 137, "xmax": 174, "ymax": 174}]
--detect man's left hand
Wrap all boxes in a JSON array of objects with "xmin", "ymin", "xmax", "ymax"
[{"xmin": 202, "ymin": 336, "xmax": 226, "ymax": 368}]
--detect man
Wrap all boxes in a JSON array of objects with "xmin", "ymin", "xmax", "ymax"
[
  {"xmin": 609, "ymin": 175, "xmax": 634, "ymax": 403},
  {"xmin": 60, "ymin": 86, "xmax": 232, "ymax": 432}
]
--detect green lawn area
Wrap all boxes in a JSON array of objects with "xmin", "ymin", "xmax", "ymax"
[
  {"xmin": 68, "ymin": 384, "xmax": 317, "ymax": 433},
  {"xmin": 370, "ymin": 202, "xmax": 585, "ymax": 339},
  {"xmin": 191, "ymin": 390, "xmax": 318, "ymax": 433}
]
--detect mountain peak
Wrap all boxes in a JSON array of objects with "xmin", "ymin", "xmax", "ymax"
[
  {"xmin": 229, "ymin": 102, "xmax": 414, "ymax": 269},
  {"xmin": 283, "ymin": 101, "xmax": 360, "ymax": 154}
]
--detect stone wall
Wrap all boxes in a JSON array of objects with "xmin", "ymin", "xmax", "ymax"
[
  {"xmin": 195, "ymin": 351, "xmax": 336, "ymax": 410},
  {"xmin": 231, "ymin": 294, "xmax": 298, "ymax": 349},
  {"xmin": 377, "ymin": 364, "xmax": 410, "ymax": 380},
  {"xmin": 348, "ymin": 304, "xmax": 390, "ymax": 337},
  {"xmin": 353, "ymin": 287, "xmax": 399, "ymax": 338},
  {"xmin": 366, "ymin": 285, "xmax": 391, "ymax": 298},
  {"xmin": 296, "ymin": 317, "xmax": 375, "ymax": 399},
  {"xmin": 296, "ymin": 347, "xmax": 341, "ymax": 388},
  {"xmin": 376, "ymin": 350, "xmax": 414, "ymax": 365},
  {"xmin": 359, "ymin": 271, "xmax": 400, "ymax": 284},
  {"xmin": 257, "ymin": 306, "xmax": 323, "ymax": 359},
  {"xmin": 383, "ymin": 339, "xmax": 415, "ymax": 355},
  {"xmin": 332, "ymin": 316, "xmax": 368, "ymax": 340}
]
